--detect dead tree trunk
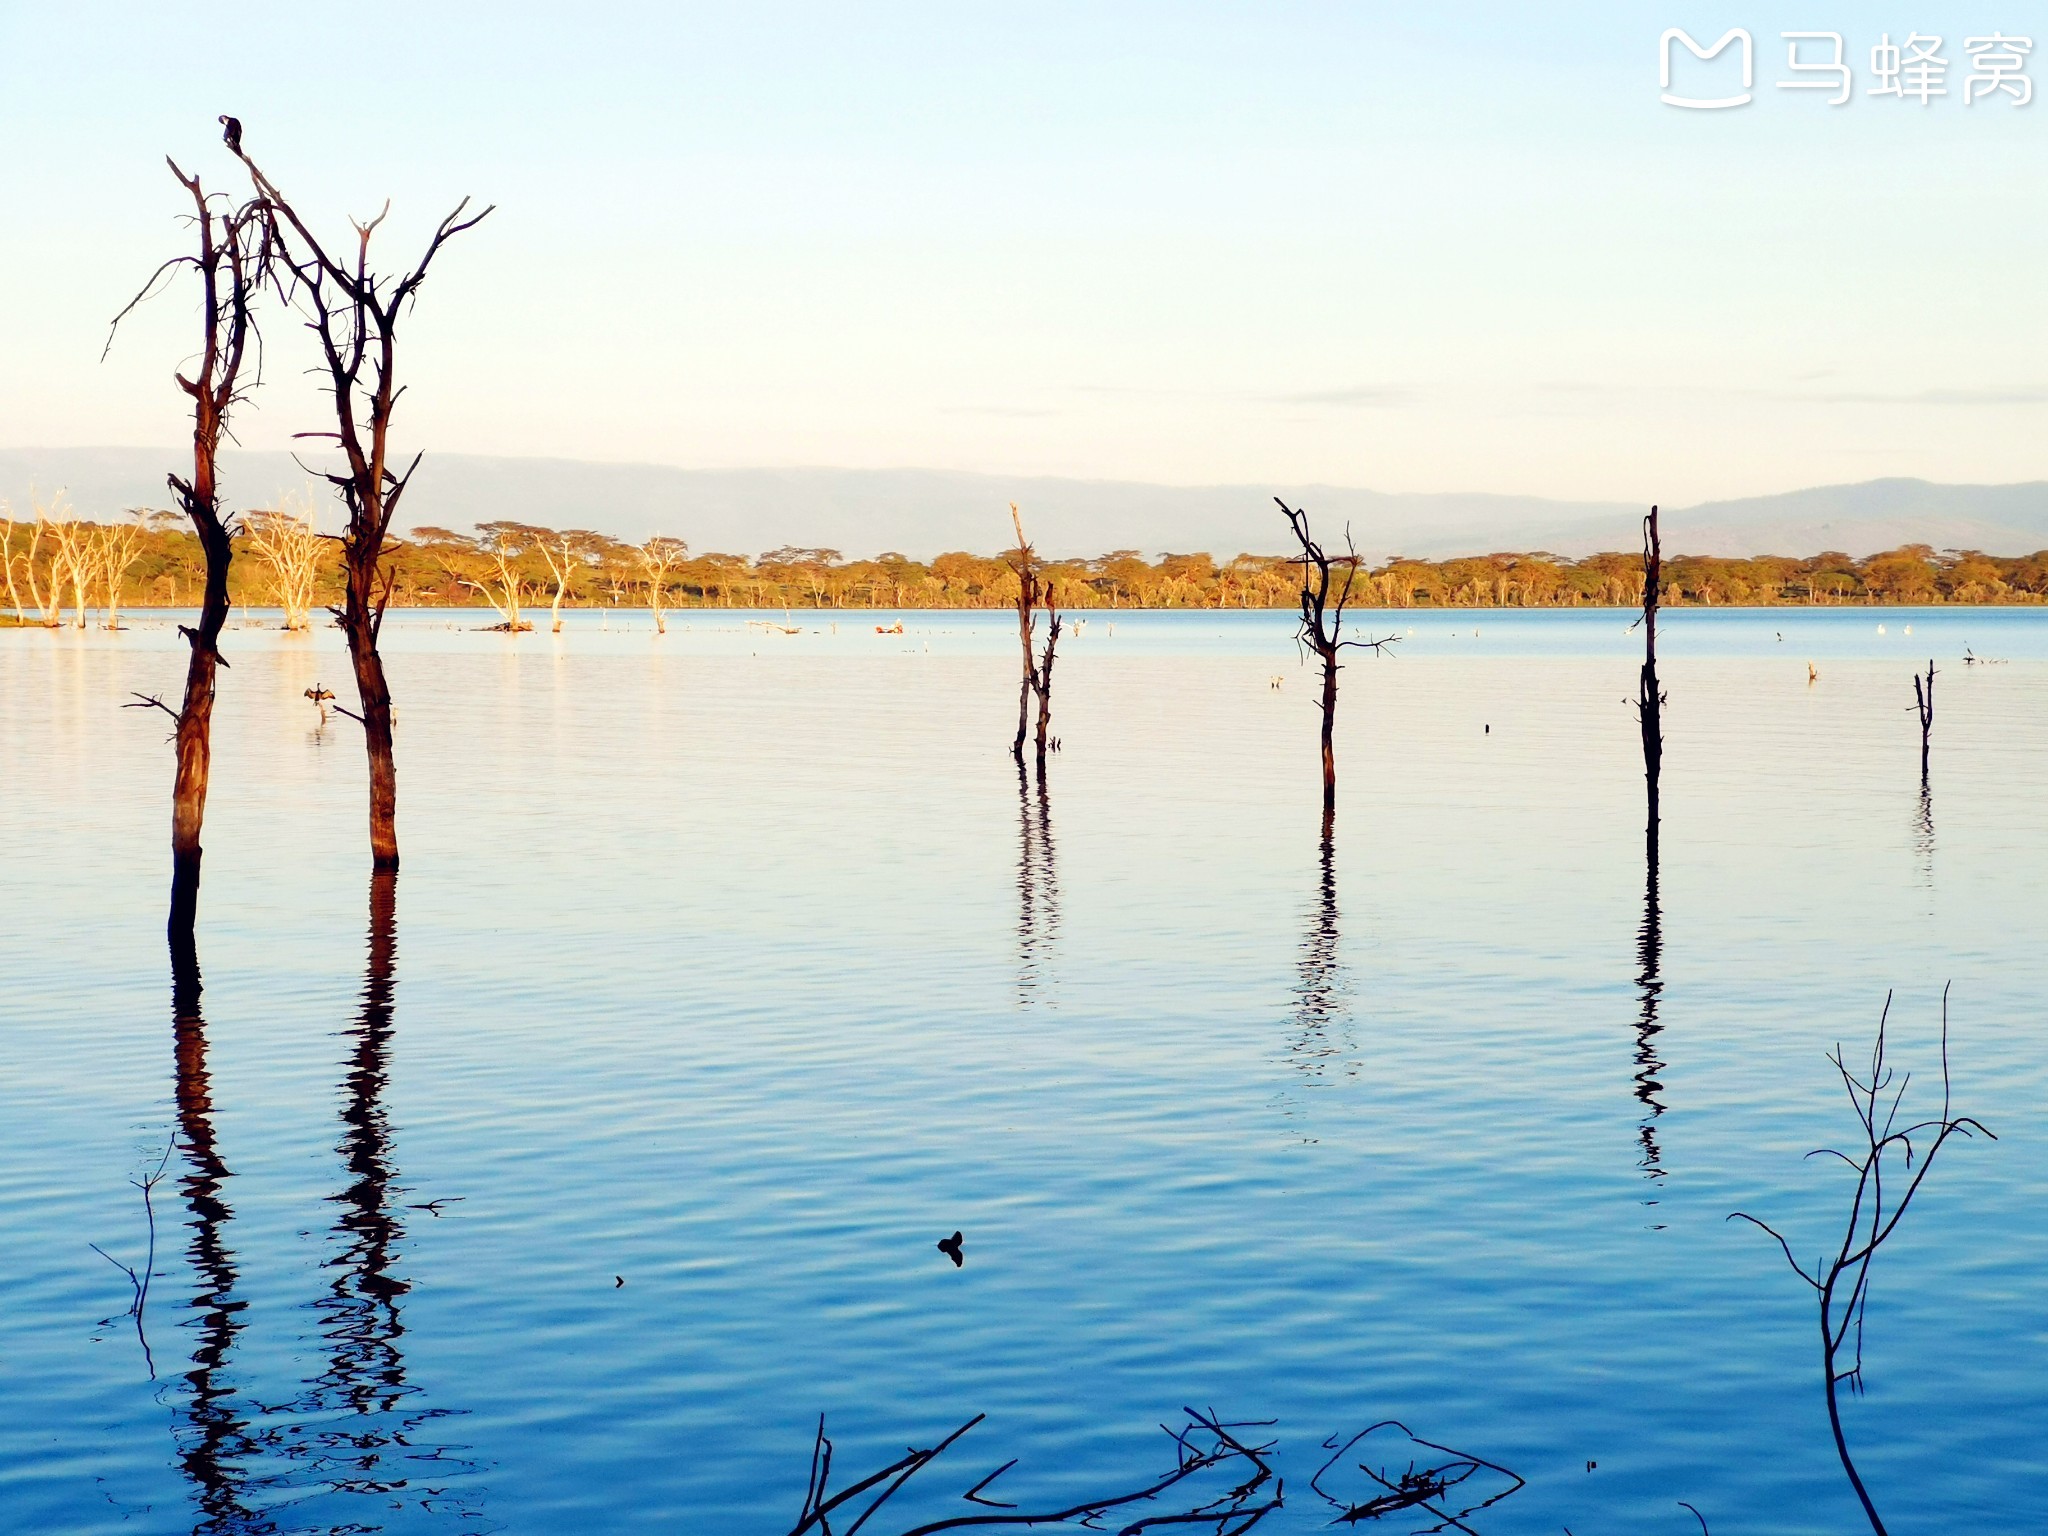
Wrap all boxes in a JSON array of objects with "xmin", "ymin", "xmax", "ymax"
[
  {"xmin": 1912, "ymin": 660, "xmax": 1935, "ymax": 783},
  {"xmin": 108, "ymin": 158, "xmax": 271, "ymax": 943},
  {"xmin": 1277, "ymin": 498, "xmax": 1396, "ymax": 834},
  {"xmin": 1033, "ymin": 602, "xmax": 1061, "ymax": 767},
  {"xmin": 236, "ymin": 126, "xmax": 491, "ymax": 871},
  {"xmin": 1636, "ymin": 505, "xmax": 1666, "ymax": 856},
  {"xmin": 1009, "ymin": 504, "xmax": 1038, "ymax": 763},
  {"xmin": 1007, "ymin": 503, "xmax": 1062, "ymax": 767}
]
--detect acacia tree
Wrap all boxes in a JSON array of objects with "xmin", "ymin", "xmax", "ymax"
[
  {"xmin": 461, "ymin": 521, "xmax": 540, "ymax": 630},
  {"xmin": 97, "ymin": 518, "xmax": 145, "ymax": 629},
  {"xmin": 235, "ymin": 129, "xmax": 491, "ymax": 869},
  {"xmin": 536, "ymin": 527, "xmax": 604, "ymax": 633},
  {"xmin": 244, "ymin": 490, "xmax": 323, "ymax": 630},
  {"xmin": 4, "ymin": 503, "xmax": 63, "ymax": 625},
  {"xmin": 108, "ymin": 158, "xmax": 272, "ymax": 945},
  {"xmin": 49, "ymin": 511, "xmax": 93, "ymax": 628},
  {"xmin": 1277, "ymin": 498, "xmax": 1396, "ymax": 831},
  {"xmin": 639, "ymin": 536, "xmax": 688, "ymax": 633}
]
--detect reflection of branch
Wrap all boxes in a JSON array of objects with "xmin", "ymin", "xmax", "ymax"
[
  {"xmin": 90, "ymin": 1137, "xmax": 177, "ymax": 1380},
  {"xmin": 1728, "ymin": 987, "xmax": 1992, "ymax": 1536},
  {"xmin": 789, "ymin": 1408, "xmax": 1283, "ymax": 1535}
]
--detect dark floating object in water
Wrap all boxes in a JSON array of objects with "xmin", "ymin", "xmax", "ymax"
[
  {"xmin": 1484, "ymin": 723, "xmax": 1490, "ymax": 734},
  {"xmin": 937, "ymin": 1231, "xmax": 964, "ymax": 1267},
  {"xmin": 789, "ymin": 1406, "xmax": 1284, "ymax": 1534},
  {"xmin": 1312, "ymin": 1420, "xmax": 1526, "ymax": 1529},
  {"xmin": 787, "ymin": 1407, "xmax": 1532, "ymax": 1534},
  {"xmin": 614, "ymin": 1275, "xmax": 625, "ymax": 1288}
]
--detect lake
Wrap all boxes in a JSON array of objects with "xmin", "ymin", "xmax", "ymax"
[{"xmin": 2, "ymin": 606, "xmax": 2044, "ymax": 1534}]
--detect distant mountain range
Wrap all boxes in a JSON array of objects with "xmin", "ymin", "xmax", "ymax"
[{"xmin": 6, "ymin": 447, "xmax": 2048, "ymax": 561}]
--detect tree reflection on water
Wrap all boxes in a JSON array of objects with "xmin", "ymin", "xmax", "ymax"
[
  {"xmin": 1286, "ymin": 831, "xmax": 1352, "ymax": 1082},
  {"xmin": 1015, "ymin": 764, "xmax": 1059, "ymax": 1005},
  {"xmin": 166, "ymin": 876, "xmax": 483, "ymax": 1532},
  {"xmin": 1634, "ymin": 823, "xmax": 1669, "ymax": 1204}
]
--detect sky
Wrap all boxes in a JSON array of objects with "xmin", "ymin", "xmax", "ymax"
[{"xmin": 5, "ymin": 2, "xmax": 2048, "ymax": 504}]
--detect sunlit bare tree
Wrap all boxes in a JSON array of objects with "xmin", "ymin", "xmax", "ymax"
[
  {"xmin": 1731, "ymin": 989, "xmax": 1992, "ymax": 1536},
  {"xmin": 639, "ymin": 536, "xmax": 688, "ymax": 634},
  {"xmin": 1276, "ymin": 497, "xmax": 1397, "ymax": 832},
  {"xmin": 235, "ymin": 124, "xmax": 492, "ymax": 869},
  {"xmin": 535, "ymin": 528, "xmax": 604, "ymax": 634},
  {"xmin": 95, "ymin": 517, "xmax": 145, "ymax": 630},
  {"xmin": 106, "ymin": 152, "xmax": 274, "ymax": 943},
  {"xmin": 244, "ymin": 488, "xmax": 323, "ymax": 631}
]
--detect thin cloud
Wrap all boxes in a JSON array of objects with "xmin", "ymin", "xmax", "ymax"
[
  {"xmin": 1271, "ymin": 384, "xmax": 1416, "ymax": 408},
  {"xmin": 1789, "ymin": 386, "xmax": 2048, "ymax": 407},
  {"xmin": 940, "ymin": 405, "xmax": 1067, "ymax": 418},
  {"xmin": 1529, "ymin": 380, "xmax": 2048, "ymax": 408}
]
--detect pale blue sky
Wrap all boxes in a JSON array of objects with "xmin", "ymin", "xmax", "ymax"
[{"xmin": 5, "ymin": 2, "xmax": 2047, "ymax": 501}]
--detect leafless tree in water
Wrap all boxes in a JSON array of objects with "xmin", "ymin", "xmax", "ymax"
[
  {"xmin": 536, "ymin": 528, "xmax": 604, "ymax": 634},
  {"xmin": 234, "ymin": 123, "xmax": 492, "ymax": 870},
  {"xmin": 244, "ymin": 490, "xmax": 324, "ymax": 631},
  {"xmin": 95, "ymin": 518, "xmax": 145, "ymax": 629},
  {"xmin": 3, "ymin": 502, "xmax": 64, "ymax": 624},
  {"xmin": 1007, "ymin": 504, "xmax": 1062, "ymax": 769},
  {"xmin": 1729, "ymin": 988, "xmax": 1992, "ymax": 1536},
  {"xmin": 1276, "ymin": 498, "xmax": 1397, "ymax": 834},
  {"xmin": 640, "ymin": 536, "xmax": 689, "ymax": 634},
  {"xmin": 1631, "ymin": 506, "xmax": 1666, "ymax": 856},
  {"xmin": 89, "ymin": 1138, "xmax": 177, "ymax": 1382},
  {"xmin": 49, "ymin": 510, "xmax": 95, "ymax": 627},
  {"xmin": 107, "ymin": 153, "xmax": 275, "ymax": 946},
  {"xmin": 1911, "ymin": 660, "xmax": 1934, "ymax": 785}
]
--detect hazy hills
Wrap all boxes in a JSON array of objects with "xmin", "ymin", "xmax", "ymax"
[{"xmin": 6, "ymin": 447, "xmax": 2048, "ymax": 561}]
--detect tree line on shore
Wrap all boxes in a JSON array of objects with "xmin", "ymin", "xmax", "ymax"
[{"xmin": 7, "ymin": 504, "xmax": 2047, "ymax": 623}]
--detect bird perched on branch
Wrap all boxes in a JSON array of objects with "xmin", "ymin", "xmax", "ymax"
[{"xmin": 219, "ymin": 115, "xmax": 242, "ymax": 153}]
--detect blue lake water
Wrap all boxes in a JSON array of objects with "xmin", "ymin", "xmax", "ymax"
[{"xmin": 2, "ymin": 606, "xmax": 2044, "ymax": 1533}]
